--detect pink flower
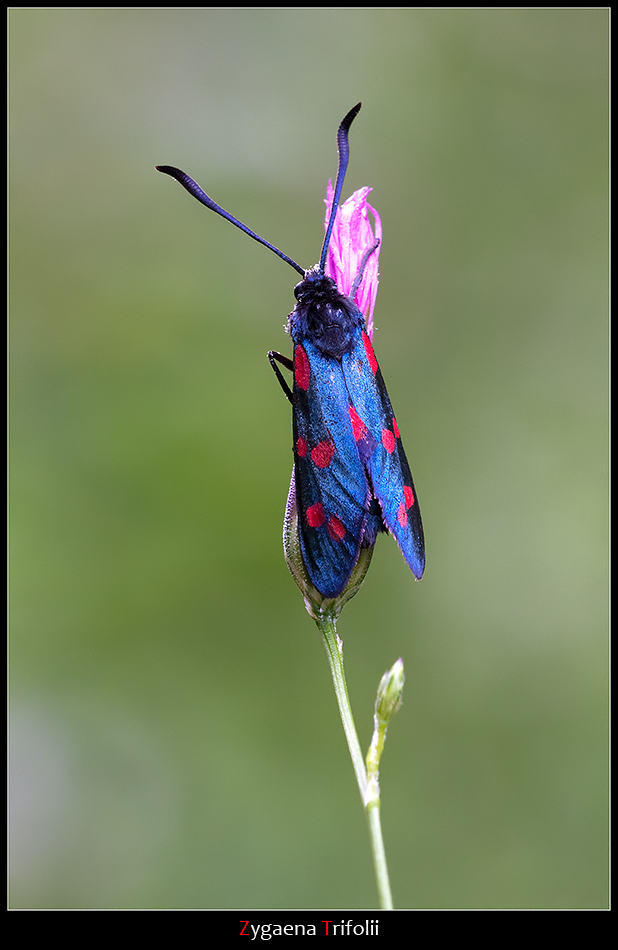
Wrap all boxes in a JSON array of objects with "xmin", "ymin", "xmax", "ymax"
[{"xmin": 323, "ymin": 180, "xmax": 382, "ymax": 340}]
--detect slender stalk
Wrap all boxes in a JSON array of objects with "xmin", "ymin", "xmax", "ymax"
[
  {"xmin": 366, "ymin": 801, "xmax": 393, "ymax": 910},
  {"xmin": 320, "ymin": 614, "xmax": 368, "ymax": 801},
  {"xmin": 318, "ymin": 613, "xmax": 394, "ymax": 910},
  {"xmin": 365, "ymin": 700, "xmax": 395, "ymax": 910}
]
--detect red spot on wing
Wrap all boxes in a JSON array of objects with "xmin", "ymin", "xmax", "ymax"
[
  {"xmin": 362, "ymin": 332, "xmax": 378, "ymax": 375},
  {"xmin": 306, "ymin": 503, "xmax": 325, "ymax": 527},
  {"xmin": 392, "ymin": 417, "xmax": 400, "ymax": 439},
  {"xmin": 381, "ymin": 429, "xmax": 395, "ymax": 454},
  {"xmin": 294, "ymin": 345, "xmax": 310, "ymax": 390},
  {"xmin": 296, "ymin": 437, "xmax": 308, "ymax": 457},
  {"xmin": 398, "ymin": 501, "xmax": 407, "ymax": 528},
  {"xmin": 403, "ymin": 485, "xmax": 415, "ymax": 508},
  {"xmin": 312, "ymin": 440, "xmax": 335, "ymax": 468},
  {"xmin": 349, "ymin": 405, "xmax": 367, "ymax": 442},
  {"xmin": 327, "ymin": 515, "xmax": 346, "ymax": 541}
]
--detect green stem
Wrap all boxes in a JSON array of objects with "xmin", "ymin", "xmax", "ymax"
[
  {"xmin": 319, "ymin": 613, "xmax": 394, "ymax": 910},
  {"xmin": 320, "ymin": 615, "xmax": 368, "ymax": 801},
  {"xmin": 366, "ymin": 800, "xmax": 392, "ymax": 910}
]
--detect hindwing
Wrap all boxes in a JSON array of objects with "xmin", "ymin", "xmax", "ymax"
[{"xmin": 342, "ymin": 327, "xmax": 425, "ymax": 579}]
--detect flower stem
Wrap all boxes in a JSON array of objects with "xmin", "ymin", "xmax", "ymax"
[
  {"xmin": 366, "ymin": 800, "xmax": 392, "ymax": 910},
  {"xmin": 318, "ymin": 612, "xmax": 394, "ymax": 910}
]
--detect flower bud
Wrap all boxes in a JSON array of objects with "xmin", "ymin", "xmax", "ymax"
[{"xmin": 374, "ymin": 658, "xmax": 405, "ymax": 726}]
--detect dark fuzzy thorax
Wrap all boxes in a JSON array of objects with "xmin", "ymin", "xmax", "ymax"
[{"xmin": 288, "ymin": 266, "xmax": 363, "ymax": 359}]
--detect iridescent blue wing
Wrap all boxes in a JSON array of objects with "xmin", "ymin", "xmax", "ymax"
[
  {"xmin": 342, "ymin": 327, "xmax": 425, "ymax": 579},
  {"xmin": 292, "ymin": 340, "xmax": 372, "ymax": 598}
]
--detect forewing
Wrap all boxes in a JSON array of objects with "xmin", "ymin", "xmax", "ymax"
[
  {"xmin": 342, "ymin": 328, "xmax": 425, "ymax": 579},
  {"xmin": 293, "ymin": 340, "xmax": 371, "ymax": 598}
]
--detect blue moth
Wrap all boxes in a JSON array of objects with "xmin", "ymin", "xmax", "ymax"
[{"xmin": 157, "ymin": 103, "xmax": 425, "ymax": 598}]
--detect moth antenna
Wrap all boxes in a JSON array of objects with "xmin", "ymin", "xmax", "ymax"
[
  {"xmin": 156, "ymin": 165, "xmax": 306, "ymax": 277},
  {"xmin": 319, "ymin": 102, "xmax": 362, "ymax": 273}
]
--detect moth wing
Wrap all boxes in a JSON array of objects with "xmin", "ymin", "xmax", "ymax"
[
  {"xmin": 293, "ymin": 340, "xmax": 371, "ymax": 598},
  {"xmin": 342, "ymin": 328, "xmax": 425, "ymax": 579}
]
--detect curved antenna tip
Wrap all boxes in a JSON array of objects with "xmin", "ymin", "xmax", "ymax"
[
  {"xmin": 319, "ymin": 103, "xmax": 363, "ymax": 272},
  {"xmin": 156, "ymin": 165, "xmax": 181, "ymax": 178},
  {"xmin": 340, "ymin": 102, "xmax": 362, "ymax": 132},
  {"xmin": 156, "ymin": 163, "xmax": 305, "ymax": 276}
]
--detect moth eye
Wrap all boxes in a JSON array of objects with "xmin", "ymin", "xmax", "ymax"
[{"xmin": 294, "ymin": 282, "xmax": 304, "ymax": 301}]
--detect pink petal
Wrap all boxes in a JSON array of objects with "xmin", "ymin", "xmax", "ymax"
[{"xmin": 323, "ymin": 181, "xmax": 381, "ymax": 340}]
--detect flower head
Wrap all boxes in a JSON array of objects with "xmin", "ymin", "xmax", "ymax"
[
  {"xmin": 284, "ymin": 183, "xmax": 383, "ymax": 619},
  {"xmin": 323, "ymin": 181, "xmax": 382, "ymax": 340}
]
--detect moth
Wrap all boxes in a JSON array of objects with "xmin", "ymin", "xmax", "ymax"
[{"xmin": 157, "ymin": 103, "xmax": 424, "ymax": 598}]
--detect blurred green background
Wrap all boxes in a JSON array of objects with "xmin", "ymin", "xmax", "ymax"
[{"xmin": 9, "ymin": 9, "xmax": 608, "ymax": 909}]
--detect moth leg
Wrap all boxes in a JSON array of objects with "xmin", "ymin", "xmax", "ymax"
[{"xmin": 268, "ymin": 350, "xmax": 294, "ymax": 404}]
